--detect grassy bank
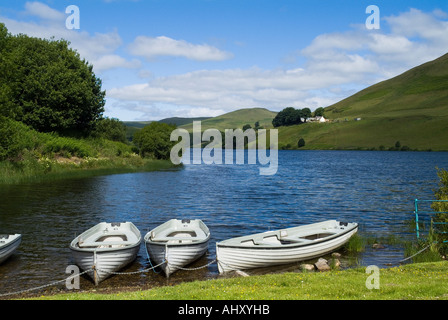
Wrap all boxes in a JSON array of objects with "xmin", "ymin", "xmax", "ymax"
[
  {"xmin": 32, "ymin": 261, "xmax": 448, "ymax": 300},
  {"xmin": 0, "ymin": 156, "xmax": 177, "ymax": 185},
  {"xmin": 0, "ymin": 135, "xmax": 178, "ymax": 185}
]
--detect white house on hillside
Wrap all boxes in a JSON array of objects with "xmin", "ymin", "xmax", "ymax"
[{"xmin": 306, "ymin": 116, "xmax": 327, "ymax": 123}]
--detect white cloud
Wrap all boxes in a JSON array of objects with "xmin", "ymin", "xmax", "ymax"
[
  {"xmin": 1, "ymin": 2, "xmax": 137, "ymax": 73},
  {"xmin": 385, "ymin": 8, "xmax": 448, "ymax": 41},
  {"xmin": 1, "ymin": 2, "xmax": 233, "ymax": 73},
  {"xmin": 107, "ymin": 67, "xmax": 342, "ymax": 116},
  {"xmin": 23, "ymin": 1, "xmax": 65, "ymax": 21},
  {"xmin": 108, "ymin": 8, "xmax": 448, "ymax": 119},
  {"xmin": 128, "ymin": 35, "xmax": 234, "ymax": 61},
  {"xmin": 301, "ymin": 8, "xmax": 448, "ymax": 80},
  {"xmin": 3, "ymin": 3, "xmax": 448, "ymax": 121},
  {"xmin": 91, "ymin": 54, "xmax": 141, "ymax": 72}
]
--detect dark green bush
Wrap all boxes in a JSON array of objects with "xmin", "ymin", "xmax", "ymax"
[{"xmin": 0, "ymin": 116, "xmax": 37, "ymax": 160}]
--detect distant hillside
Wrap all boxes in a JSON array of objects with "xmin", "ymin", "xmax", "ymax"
[
  {"xmin": 123, "ymin": 121, "xmax": 153, "ymax": 141},
  {"xmin": 123, "ymin": 109, "xmax": 276, "ymax": 140},
  {"xmin": 325, "ymin": 52, "xmax": 448, "ymax": 120},
  {"xmin": 278, "ymin": 52, "xmax": 448, "ymax": 151},
  {"xmin": 159, "ymin": 116, "xmax": 211, "ymax": 126},
  {"xmin": 180, "ymin": 108, "xmax": 277, "ymax": 132},
  {"xmin": 124, "ymin": 121, "xmax": 153, "ymax": 129}
]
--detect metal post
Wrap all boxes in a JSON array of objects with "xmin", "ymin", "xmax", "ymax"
[{"xmin": 415, "ymin": 199, "xmax": 419, "ymax": 239}]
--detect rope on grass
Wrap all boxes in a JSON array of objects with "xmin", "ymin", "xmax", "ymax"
[{"xmin": 399, "ymin": 244, "xmax": 431, "ymax": 264}]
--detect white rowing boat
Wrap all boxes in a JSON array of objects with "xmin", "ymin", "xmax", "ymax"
[
  {"xmin": 0, "ymin": 234, "xmax": 21, "ymax": 264},
  {"xmin": 216, "ymin": 220, "xmax": 358, "ymax": 273},
  {"xmin": 144, "ymin": 219, "xmax": 210, "ymax": 277},
  {"xmin": 69, "ymin": 222, "xmax": 142, "ymax": 285}
]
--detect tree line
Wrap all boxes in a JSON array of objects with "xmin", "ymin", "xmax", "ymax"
[
  {"xmin": 0, "ymin": 23, "xmax": 106, "ymax": 136},
  {"xmin": 272, "ymin": 107, "xmax": 325, "ymax": 127},
  {"xmin": 0, "ymin": 23, "xmax": 138, "ymax": 160}
]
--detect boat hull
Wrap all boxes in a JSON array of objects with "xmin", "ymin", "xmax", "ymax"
[
  {"xmin": 216, "ymin": 220, "xmax": 358, "ymax": 273},
  {"xmin": 144, "ymin": 219, "xmax": 210, "ymax": 277},
  {"xmin": 69, "ymin": 222, "xmax": 142, "ymax": 285},
  {"xmin": 0, "ymin": 234, "xmax": 21, "ymax": 264},
  {"xmin": 70, "ymin": 245, "xmax": 140, "ymax": 284},
  {"xmin": 146, "ymin": 240, "xmax": 209, "ymax": 276}
]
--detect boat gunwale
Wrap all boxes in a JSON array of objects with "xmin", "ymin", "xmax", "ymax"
[
  {"xmin": 216, "ymin": 223, "xmax": 358, "ymax": 250},
  {"xmin": 145, "ymin": 235, "xmax": 210, "ymax": 247},
  {"xmin": 0, "ymin": 234, "xmax": 22, "ymax": 250},
  {"xmin": 143, "ymin": 219, "xmax": 210, "ymax": 247},
  {"xmin": 70, "ymin": 240, "xmax": 142, "ymax": 253},
  {"xmin": 69, "ymin": 222, "xmax": 142, "ymax": 253}
]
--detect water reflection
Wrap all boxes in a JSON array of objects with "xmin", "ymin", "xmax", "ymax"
[{"xmin": 0, "ymin": 150, "xmax": 447, "ymax": 296}]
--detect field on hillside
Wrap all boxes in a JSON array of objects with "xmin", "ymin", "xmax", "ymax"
[
  {"xmin": 278, "ymin": 116, "xmax": 448, "ymax": 151},
  {"xmin": 180, "ymin": 108, "xmax": 277, "ymax": 132}
]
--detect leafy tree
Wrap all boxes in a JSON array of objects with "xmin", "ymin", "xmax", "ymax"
[
  {"xmin": 242, "ymin": 124, "xmax": 251, "ymax": 131},
  {"xmin": 92, "ymin": 117, "xmax": 127, "ymax": 143},
  {"xmin": 0, "ymin": 116, "xmax": 36, "ymax": 160},
  {"xmin": 395, "ymin": 141, "xmax": 401, "ymax": 149},
  {"xmin": 298, "ymin": 138, "xmax": 306, "ymax": 148},
  {"xmin": 272, "ymin": 107, "xmax": 302, "ymax": 127},
  {"xmin": 314, "ymin": 107, "xmax": 325, "ymax": 117},
  {"xmin": 300, "ymin": 108, "xmax": 312, "ymax": 120},
  {"xmin": 133, "ymin": 122, "xmax": 176, "ymax": 160},
  {"xmin": 0, "ymin": 23, "xmax": 105, "ymax": 135}
]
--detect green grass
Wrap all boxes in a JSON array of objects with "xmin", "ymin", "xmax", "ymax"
[
  {"xmin": 278, "ymin": 115, "xmax": 448, "ymax": 151},
  {"xmin": 31, "ymin": 261, "xmax": 448, "ymax": 300},
  {"xmin": 286, "ymin": 52, "xmax": 448, "ymax": 151},
  {"xmin": 0, "ymin": 128, "xmax": 179, "ymax": 185},
  {"xmin": 0, "ymin": 154, "xmax": 177, "ymax": 185},
  {"xmin": 325, "ymin": 53, "xmax": 448, "ymax": 119}
]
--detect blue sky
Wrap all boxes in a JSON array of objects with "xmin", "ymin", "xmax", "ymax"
[{"xmin": 1, "ymin": 1, "xmax": 448, "ymax": 121}]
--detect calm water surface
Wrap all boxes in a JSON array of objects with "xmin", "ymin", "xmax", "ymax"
[{"xmin": 1, "ymin": 150, "xmax": 447, "ymax": 295}]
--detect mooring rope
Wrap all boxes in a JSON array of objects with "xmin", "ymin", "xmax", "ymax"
[
  {"xmin": 2, "ymin": 242, "xmax": 432, "ymax": 298},
  {"xmin": 95, "ymin": 260, "xmax": 167, "ymax": 275},
  {"xmin": 176, "ymin": 258, "xmax": 217, "ymax": 271},
  {"xmin": 0, "ymin": 260, "xmax": 167, "ymax": 298},
  {"xmin": 398, "ymin": 244, "xmax": 432, "ymax": 264},
  {"xmin": 0, "ymin": 269, "xmax": 91, "ymax": 298}
]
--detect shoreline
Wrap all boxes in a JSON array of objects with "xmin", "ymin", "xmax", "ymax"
[
  {"xmin": 14, "ymin": 261, "xmax": 448, "ymax": 300},
  {"xmin": 0, "ymin": 156, "xmax": 180, "ymax": 185}
]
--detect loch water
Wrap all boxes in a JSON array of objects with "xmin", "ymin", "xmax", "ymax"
[{"xmin": 1, "ymin": 150, "xmax": 447, "ymax": 295}]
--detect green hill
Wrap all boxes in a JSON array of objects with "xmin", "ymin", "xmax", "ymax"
[
  {"xmin": 123, "ymin": 52, "xmax": 448, "ymax": 150},
  {"xmin": 123, "ymin": 121, "xmax": 153, "ymax": 129},
  {"xmin": 159, "ymin": 116, "xmax": 211, "ymax": 126},
  {"xmin": 278, "ymin": 52, "xmax": 448, "ymax": 151},
  {"xmin": 180, "ymin": 107, "xmax": 277, "ymax": 132}
]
